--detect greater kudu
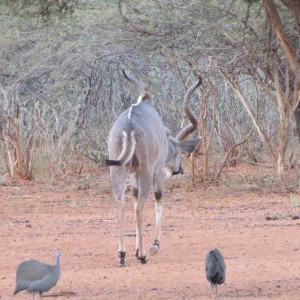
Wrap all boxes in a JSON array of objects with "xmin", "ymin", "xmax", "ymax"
[{"xmin": 107, "ymin": 70, "xmax": 201, "ymax": 266}]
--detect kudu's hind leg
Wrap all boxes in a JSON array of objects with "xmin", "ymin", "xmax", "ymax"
[
  {"xmin": 130, "ymin": 174, "xmax": 140, "ymax": 258},
  {"xmin": 135, "ymin": 173, "xmax": 152, "ymax": 264},
  {"xmin": 117, "ymin": 198, "xmax": 126, "ymax": 267},
  {"xmin": 111, "ymin": 168, "xmax": 128, "ymax": 267},
  {"xmin": 150, "ymin": 172, "xmax": 164, "ymax": 256},
  {"xmin": 134, "ymin": 198, "xmax": 148, "ymax": 263}
]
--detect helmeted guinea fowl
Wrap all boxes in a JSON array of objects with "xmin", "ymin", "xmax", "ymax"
[
  {"xmin": 205, "ymin": 248, "xmax": 226, "ymax": 295},
  {"xmin": 13, "ymin": 251, "xmax": 61, "ymax": 300}
]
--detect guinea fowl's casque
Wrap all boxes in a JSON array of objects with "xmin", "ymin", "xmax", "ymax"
[
  {"xmin": 13, "ymin": 251, "xmax": 61, "ymax": 300},
  {"xmin": 205, "ymin": 248, "xmax": 226, "ymax": 295}
]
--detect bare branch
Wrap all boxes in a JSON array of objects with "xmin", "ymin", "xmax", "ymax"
[
  {"xmin": 214, "ymin": 126, "xmax": 255, "ymax": 182},
  {"xmin": 219, "ymin": 69, "xmax": 275, "ymax": 159}
]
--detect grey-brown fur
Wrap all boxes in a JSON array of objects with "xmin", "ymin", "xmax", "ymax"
[
  {"xmin": 13, "ymin": 251, "xmax": 61, "ymax": 300},
  {"xmin": 107, "ymin": 70, "xmax": 201, "ymax": 266}
]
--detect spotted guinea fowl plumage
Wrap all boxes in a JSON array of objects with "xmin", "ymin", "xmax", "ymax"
[
  {"xmin": 205, "ymin": 248, "xmax": 226, "ymax": 295},
  {"xmin": 13, "ymin": 251, "xmax": 61, "ymax": 300}
]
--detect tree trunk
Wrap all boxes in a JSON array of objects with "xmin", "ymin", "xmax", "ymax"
[
  {"xmin": 263, "ymin": 0, "xmax": 300, "ymax": 142},
  {"xmin": 294, "ymin": 106, "xmax": 300, "ymax": 142},
  {"xmin": 273, "ymin": 63, "xmax": 293, "ymax": 180},
  {"xmin": 1, "ymin": 116, "xmax": 35, "ymax": 180},
  {"xmin": 276, "ymin": 115, "xmax": 290, "ymax": 180},
  {"xmin": 198, "ymin": 82, "xmax": 216, "ymax": 180},
  {"xmin": 200, "ymin": 89, "xmax": 208, "ymax": 178},
  {"xmin": 2, "ymin": 129, "xmax": 16, "ymax": 178},
  {"xmin": 263, "ymin": 0, "xmax": 300, "ymax": 79}
]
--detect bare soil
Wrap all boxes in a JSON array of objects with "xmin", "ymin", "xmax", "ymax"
[{"xmin": 1, "ymin": 161, "xmax": 300, "ymax": 299}]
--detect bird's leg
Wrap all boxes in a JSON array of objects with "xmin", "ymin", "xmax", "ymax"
[
  {"xmin": 39, "ymin": 291, "xmax": 43, "ymax": 299},
  {"xmin": 210, "ymin": 284, "xmax": 220, "ymax": 297},
  {"xmin": 211, "ymin": 283, "xmax": 215, "ymax": 294}
]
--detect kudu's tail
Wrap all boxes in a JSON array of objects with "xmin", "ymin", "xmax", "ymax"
[{"xmin": 106, "ymin": 130, "xmax": 136, "ymax": 166}]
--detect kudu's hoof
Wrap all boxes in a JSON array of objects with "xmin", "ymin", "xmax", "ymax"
[
  {"xmin": 149, "ymin": 244, "xmax": 159, "ymax": 256},
  {"xmin": 117, "ymin": 261, "xmax": 126, "ymax": 267},
  {"xmin": 150, "ymin": 240, "xmax": 160, "ymax": 255},
  {"xmin": 139, "ymin": 255, "xmax": 148, "ymax": 264},
  {"xmin": 118, "ymin": 251, "xmax": 126, "ymax": 267},
  {"xmin": 135, "ymin": 250, "xmax": 148, "ymax": 263}
]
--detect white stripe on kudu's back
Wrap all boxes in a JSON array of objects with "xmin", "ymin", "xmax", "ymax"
[
  {"xmin": 128, "ymin": 92, "xmax": 151, "ymax": 120},
  {"xmin": 128, "ymin": 103, "xmax": 139, "ymax": 120}
]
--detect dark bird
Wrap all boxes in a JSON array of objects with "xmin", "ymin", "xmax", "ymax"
[
  {"xmin": 13, "ymin": 251, "xmax": 61, "ymax": 300},
  {"xmin": 205, "ymin": 248, "xmax": 226, "ymax": 295}
]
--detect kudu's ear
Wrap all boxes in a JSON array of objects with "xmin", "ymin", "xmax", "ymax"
[{"xmin": 179, "ymin": 138, "xmax": 200, "ymax": 154}]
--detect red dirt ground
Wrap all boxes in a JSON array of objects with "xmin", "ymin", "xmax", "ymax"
[{"xmin": 1, "ymin": 161, "xmax": 300, "ymax": 299}]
